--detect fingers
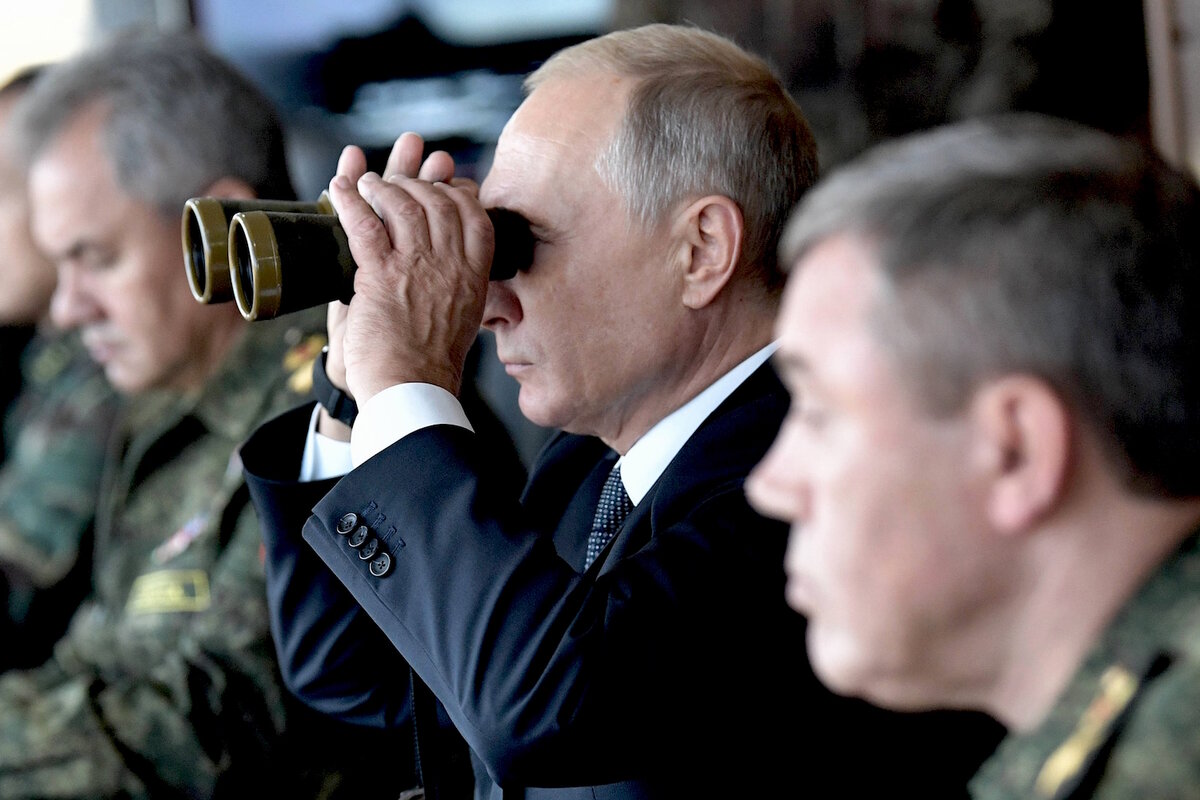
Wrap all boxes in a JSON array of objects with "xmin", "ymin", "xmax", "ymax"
[
  {"xmin": 382, "ymin": 134, "xmax": 457, "ymax": 185},
  {"xmin": 328, "ymin": 173, "xmax": 399, "ymax": 270},
  {"xmin": 336, "ymin": 145, "xmax": 369, "ymax": 184},
  {"xmin": 417, "ymin": 150, "xmax": 456, "ymax": 183},
  {"xmin": 405, "ymin": 179, "xmax": 494, "ymax": 277},
  {"xmin": 331, "ymin": 143, "xmax": 492, "ymax": 287},
  {"xmin": 383, "ymin": 132, "xmax": 425, "ymax": 180},
  {"xmin": 337, "ymin": 172, "xmax": 492, "ymax": 283},
  {"xmin": 447, "ymin": 176, "xmax": 480, "ymax": 197}
]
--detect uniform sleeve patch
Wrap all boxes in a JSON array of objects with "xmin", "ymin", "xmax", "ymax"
[
  {"xmin": 284, "ymin": 333, "xmax": 328, "ymax": 396},
  {"xmin": 126, "ymin": 569, "xmax": 212, "ymax": 614}
]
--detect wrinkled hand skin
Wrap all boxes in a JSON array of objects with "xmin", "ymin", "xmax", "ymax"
[{"xmin": 322, "ymin": 131, "xmax": 493, "ymax": 415}]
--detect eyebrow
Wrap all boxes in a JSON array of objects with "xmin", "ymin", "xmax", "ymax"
[{"xmin": 49, "ymin": 238, "xmax": 107, "ymax": 266}]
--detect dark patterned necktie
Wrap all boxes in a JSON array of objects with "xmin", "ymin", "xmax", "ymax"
[{"xmin": 584, "ymin": 463, "xmax": 633, "ymax": 569}]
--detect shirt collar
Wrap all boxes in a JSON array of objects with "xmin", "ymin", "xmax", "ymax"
[{"xmin": 618, "ymin": 342, "xmax": 777, "ymax": 505}]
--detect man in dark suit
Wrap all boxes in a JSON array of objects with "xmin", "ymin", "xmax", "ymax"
[{"xmin": 242, "ymin": 23, "xmax": 1003, "ymax": 798}]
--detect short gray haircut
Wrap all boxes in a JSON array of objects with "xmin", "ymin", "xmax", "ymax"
[
  {"xmin": 781, "ymin": 113, "xmax": 1200, "ymax": 498},
  {"xmin": 527, "ymin": 23, "xmax": 818, "ymax": 290},
  {"xmin": 9, "ymin": 30, "xmax": 294, "ymax": 219}
]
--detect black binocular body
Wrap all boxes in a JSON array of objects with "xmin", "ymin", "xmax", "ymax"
[{"xmin": 182, "ymin": 192, "xmax": 534, "ymax": 321}]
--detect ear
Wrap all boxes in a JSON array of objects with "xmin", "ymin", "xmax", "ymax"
[
  {"xmin": 197, "ymin": 175, "xmax": 258, "ymax": 201},
  {"xmin": 675, "ymin": 195, "xmax": 744, "ymax": 309},
  {"xmin": 968, "ymin": 375, "xmax": 1073, "ymax": 535}
]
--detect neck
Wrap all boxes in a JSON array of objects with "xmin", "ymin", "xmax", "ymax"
[
  {"xmin": 601, "ymin": 298, "xmax": 777, "ymax": 454},
  {"xmin": 986, "ymin": 492, "xmax": 1200, "ymax": 731},
  {"xmin": 172, "ymin": 306, "xmax": 247, "ymax": 393}
]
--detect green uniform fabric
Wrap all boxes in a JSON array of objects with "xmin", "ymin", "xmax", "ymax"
[
  {"xmin": 0, "ymin": 328, "xmax": 121, "ymax": 670},
  {"xmin": 971, "ymin": 531, "xmax": 1200, "ymax": 800},
  {"xmin": 0, "ymin": 312, "xmax": 332, "ymax": 799},
  {"xmin": 0, "ymin": 325, "xmax": 38, "ymax": 449}
]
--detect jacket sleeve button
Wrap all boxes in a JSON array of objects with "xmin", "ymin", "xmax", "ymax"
[
  {"xmin": 336, "ymin": 512, "xmax": 359, "ymax": 535},
  {"xmin": 369, "ymin": 552, "xmax": 392, "ymax": 577},
  {"xmin": 358, "ymin": 537, "xmax": 380, "ymax": 560},
  {"xmin": 348, "ymin": 525, "xmax": 370, "ymax": 548}
]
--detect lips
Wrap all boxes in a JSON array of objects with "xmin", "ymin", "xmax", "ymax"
[
  {"xmin": 785, "ymin": 572, "xmax": 816, "ymax": 614},
  {"xmin": 496, "ymin": 349, "xmax": 532, "ymax": 377}
]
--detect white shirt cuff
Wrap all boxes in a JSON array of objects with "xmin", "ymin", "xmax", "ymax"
[
  {"xmin": 300, "ymin": 404, "xmax": 354, "ymax": 481},
  {"xmin": 350, "ymin": 382, "xmax": 474, "ymax": 467}
]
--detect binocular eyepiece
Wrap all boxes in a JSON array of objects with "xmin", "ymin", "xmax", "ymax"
[{"xmin": 182, "ymin": 192, "xmax": 535, "ymax": 321}]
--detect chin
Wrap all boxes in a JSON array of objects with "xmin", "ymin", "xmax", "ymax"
[
  {"xmin": 105, "ymin": 365, "xmax": 152, "ymax": 395},
  {"xmin": 808, "ymin": 624, "xmax": 883, "ymax": 699},
  {"xmin": 516, "ymin": 392, "xmax": 566, "ymax": 432},
  {"xmin": 808, "ymin": 649, "xmax": 864, "ymax": 699},
  {"xmin": 810, "ymin": 630, "xmax": 939, "ymax": 712}
]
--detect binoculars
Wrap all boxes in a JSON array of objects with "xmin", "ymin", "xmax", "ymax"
[{"xmin": 182, "ymin": 191, "xmax": 535, "ymax": 321}]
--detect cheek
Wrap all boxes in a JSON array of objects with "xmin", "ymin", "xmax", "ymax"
[
  {"xmin": 803, "ymin": 448, "xmax": 925, "ymax": 627},
  {"xmin": 107, "ymin": 267, "xmax": 184, "ymax": 366},
  {"xmin": 108, "ymin": 280, "xmax": 161, "ymax": 341}
]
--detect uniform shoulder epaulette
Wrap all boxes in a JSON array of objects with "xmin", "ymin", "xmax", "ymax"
[{"xmin": 1034, "ymin": 653, "xmax": 1174, "ymax": 799}]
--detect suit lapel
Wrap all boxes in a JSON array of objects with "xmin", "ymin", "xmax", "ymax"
[
  {"xmin": 597, "ymin": 361, "xmax": 788, "ymax": 576},
  {"xmin": 521, "ymin": 432, "xmax": 618, "ymax": 571},
  {"xmin": 518, "ymin": 361, "xmax": 787, "ymax": 576}
]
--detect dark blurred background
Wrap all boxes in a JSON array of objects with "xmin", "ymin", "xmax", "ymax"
[
  {"xmin": 4, "ymin": 0, "xmax": 1196, "ymax": 463},
  {"xmin": 77, "ymin": 0, "xmax": 1194, "ymax": 190}
]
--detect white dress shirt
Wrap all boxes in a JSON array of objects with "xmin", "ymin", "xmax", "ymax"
[{"xmin": 300, "ymin": 343, "xmax": 776, "ymax": 496}]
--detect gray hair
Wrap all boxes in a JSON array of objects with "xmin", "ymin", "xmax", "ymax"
[
  {"xmin": 9, "ymin": 29, "xmax": 294, "ymax": 219},
  {"xmin": 527, "ymin": 23, "xmax": 818, "ymax": 290},
  {"xmin": 782, "ymin": 113, "xmax": 1200, "ymax": 498}
]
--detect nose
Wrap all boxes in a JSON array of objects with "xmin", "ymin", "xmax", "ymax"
[
  {"xmin": 746, "ymin": 424, "xmax": 811, "ymax": 524},
  {"xmin": 49, "ymin": 264, "xmax": 100, "ymax": 330},
  {"xmin": 481, "ymin": 278, "xmax": 522, "ymax": 332}
]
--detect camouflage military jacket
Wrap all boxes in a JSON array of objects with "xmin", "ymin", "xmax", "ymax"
[
  {"xmin": 971, "ymin": 531, "xmax": 1200, "ymax": 799},
  {"xmin": 0, "ymin": 311, "xmax": 327, "ymax": 800},
  {"xmin": 0, "ymin": 328, "xmax": 120, "ymax": 669}
]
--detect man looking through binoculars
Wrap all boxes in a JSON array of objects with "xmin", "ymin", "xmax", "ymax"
[{"xmin": 241, "ymin": 23, "xmax": 1004, "ymax": 799}]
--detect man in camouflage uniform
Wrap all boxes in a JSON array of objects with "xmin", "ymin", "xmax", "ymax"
[
  {"xmin": 0, "ymin": 32, "xmax": 410, "ymax": 799},
  {"xmin": 0, "ymin": 329, "xmax": 120, "ymax": 671},
  {"xmin": 747, "ymin": 113, "xmax": 1200, "ymax": 798},
  {"xmin": 0, "ymin": 67, "xmax": 122, "ymax": 672}
]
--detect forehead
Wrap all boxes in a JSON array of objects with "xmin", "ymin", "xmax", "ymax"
[
  {"xmin": 28, "ymin": 109, "xmax": 116, "ymax": 210},
  {"xmin": 479, "ymin": 73, "xmax": 631, "ymax": 212},
  {"xmin": 27, "ymin": 110, "xmax": 128, "ymax": 240}
]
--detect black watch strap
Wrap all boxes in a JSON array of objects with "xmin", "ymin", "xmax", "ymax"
[{"xmin": 312, "ymin": 347, "xmax": 358, "ymax": 426}]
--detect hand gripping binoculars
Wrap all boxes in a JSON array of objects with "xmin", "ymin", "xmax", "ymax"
[{"xmin": 182, "ymin": 191, "xmax": 535, "ymax": 320}]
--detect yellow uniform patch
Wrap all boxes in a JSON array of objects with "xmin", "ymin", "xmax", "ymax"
[
  {"xmin": 126, "ymin": 569, "xmax": 212, "ymax": 614},
  {"xmin": 284, "ymin": 333, "xmax": 328, "ymax": 396},
  {"xmin": 1035, "ymin": 664, "xmax": 1139, "ymax": 797},
  {"xmin": 29, "ymin": 339, "xmax": 72, "ymax": 384}
]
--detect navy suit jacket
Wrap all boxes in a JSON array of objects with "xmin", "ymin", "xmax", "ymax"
[{"xmin": 242, "ymin": 363, "xmax": 1003, "ymax": 799}]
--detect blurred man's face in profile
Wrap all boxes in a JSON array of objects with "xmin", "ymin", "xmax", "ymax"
[
  {"xmin": 29, "ymin": 106, "xmax": 231, "ymax": 394},
  {"xmin": 0, "ymin": 91, "xmax": 57, "ymax": 326},
  {"xmin": 747, "ymin": 233, "xmax": 1004, "ymax": 709}
]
